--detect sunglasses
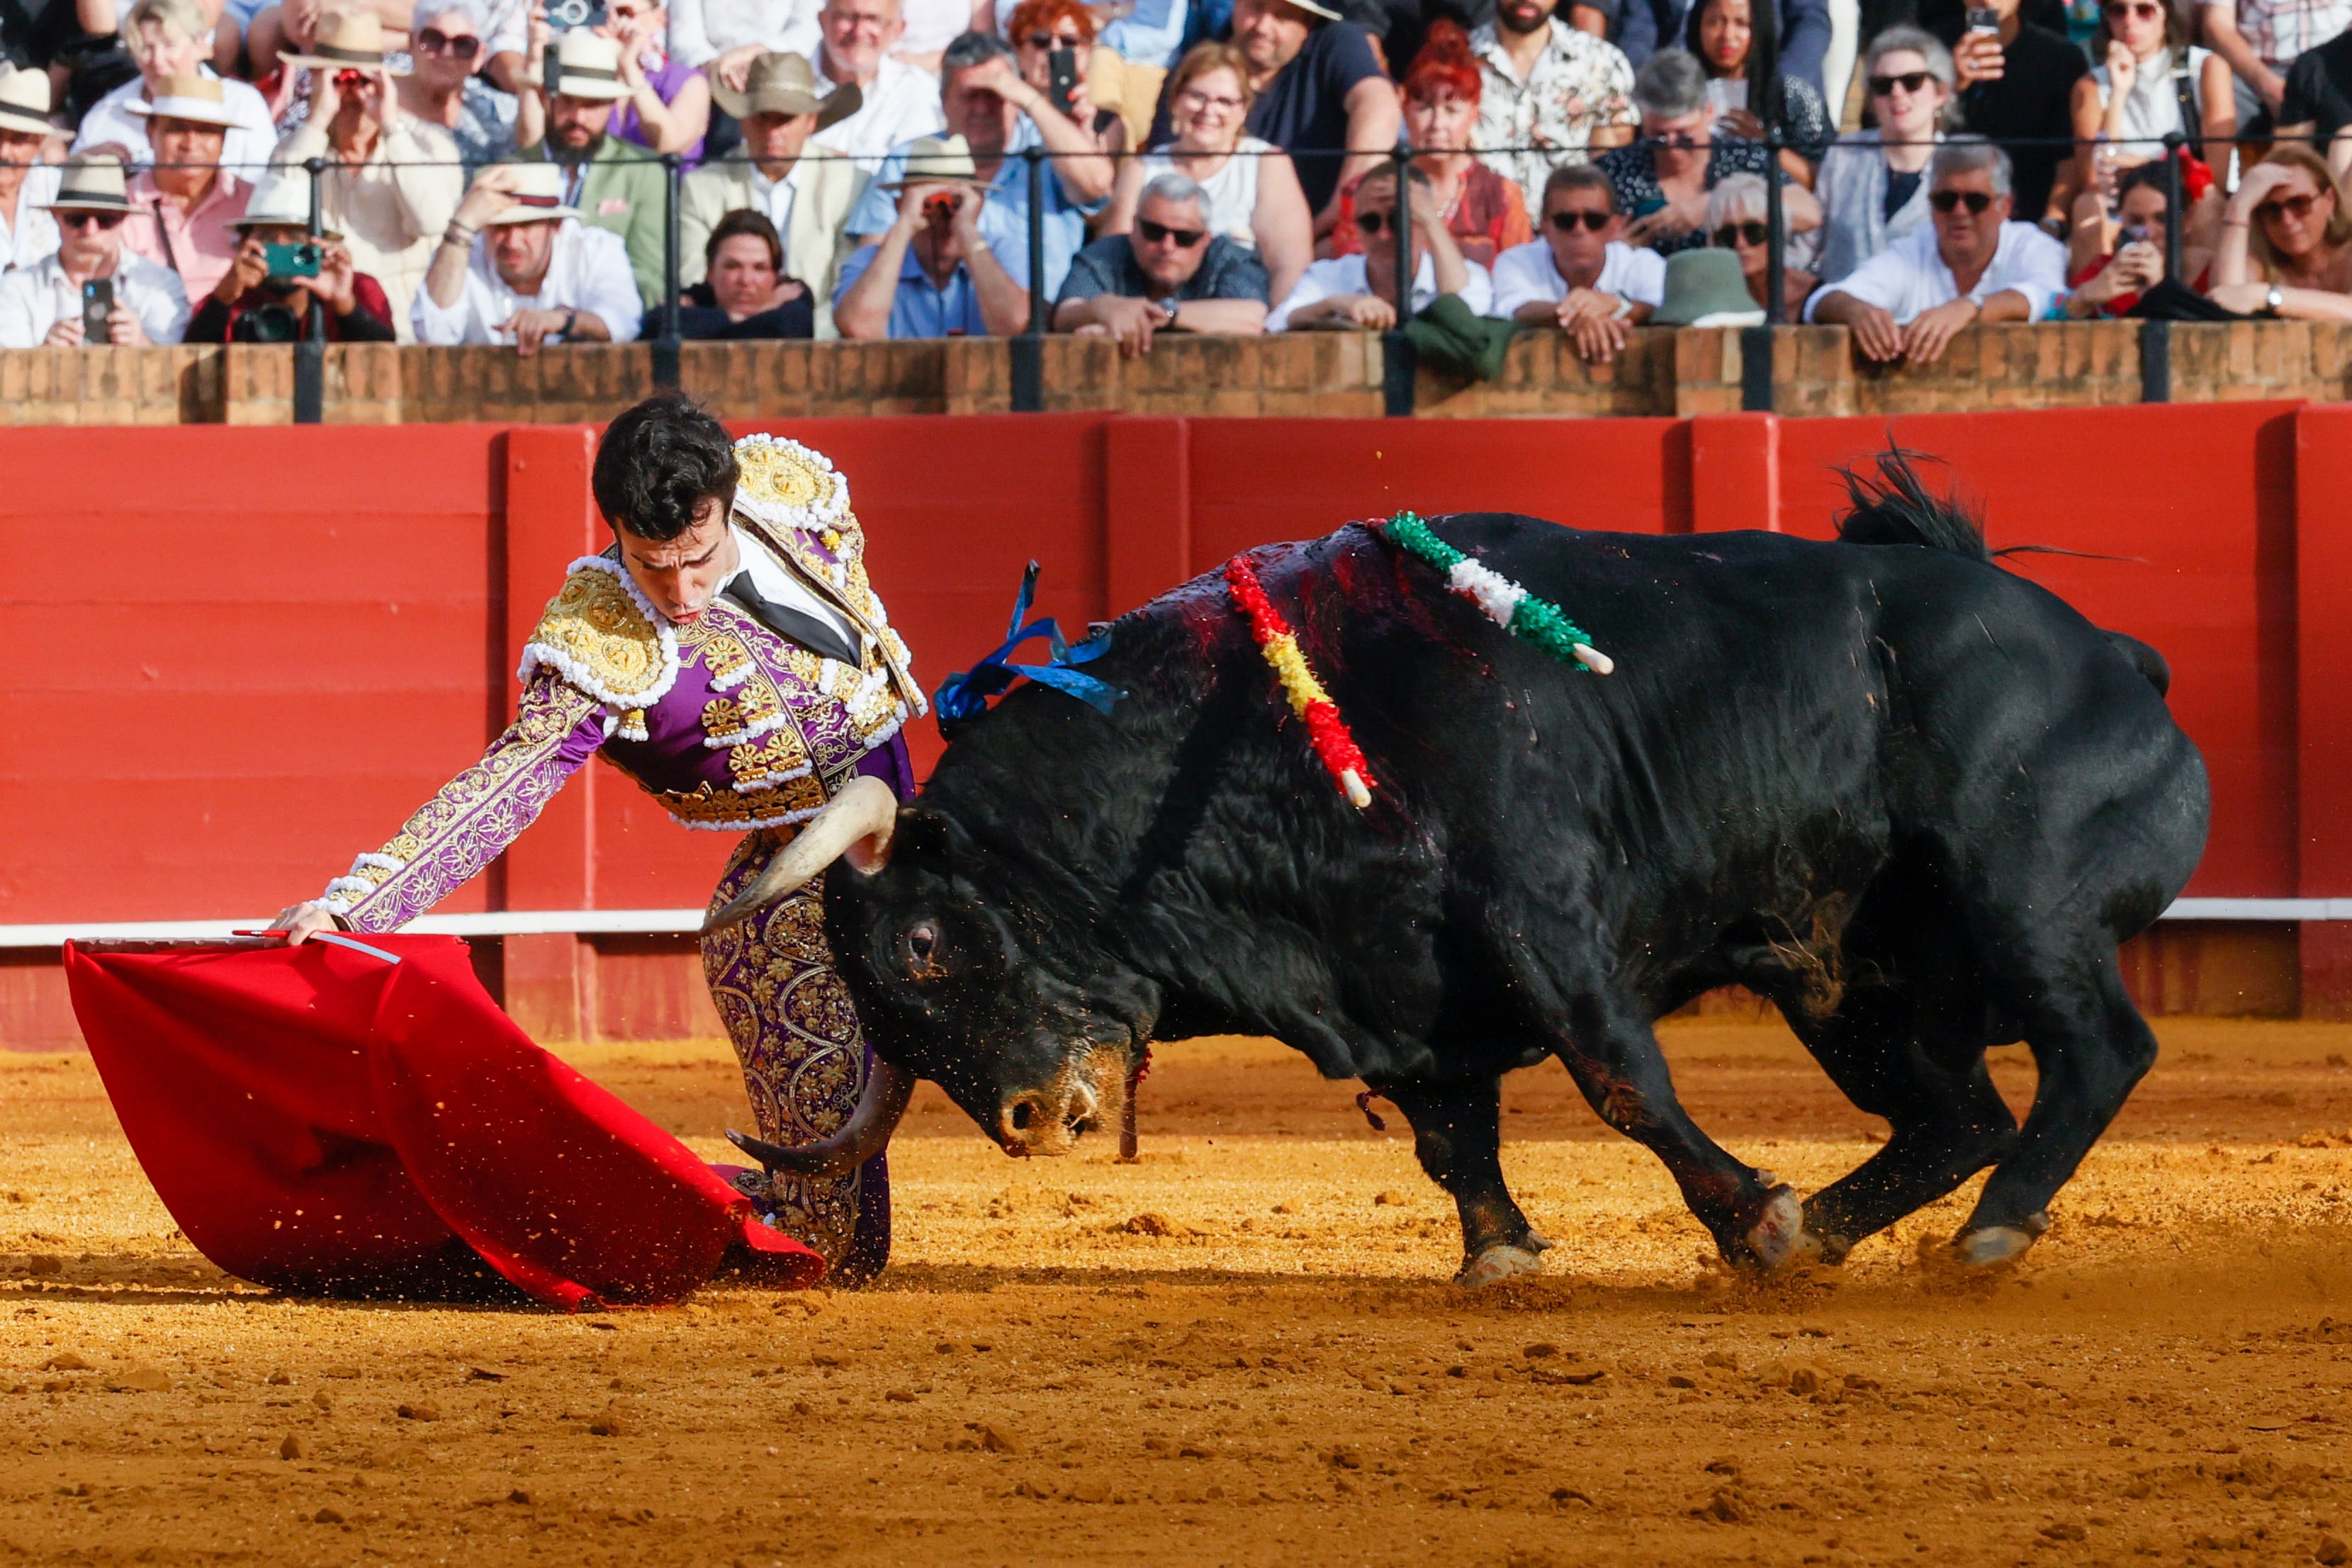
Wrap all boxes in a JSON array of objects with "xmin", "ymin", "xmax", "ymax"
[
  {"xmin": 2101, "ymin": 1, "xmax": 2163, "ymax": 18},
  {"xmin": 1136, "ymin": 217, "xmax": 1206, "ymax": 246},
  {"xmin": 1025, "ymin": 30, "xmax": 1085, "ymax": 47},
  {"xmin": 1356, "ymin": 209, "xmax": 1414, "ymax": 235},
  {"xmin": 1929, "ymin": 188, "xmax": 1995, "ymax": 213},
  {"xmin": 1713, "ymin": 220, "xmax": 1769, "ymax": 246},
  {"xmin": 59, "ymin": 210, "xmax": 127, "ymax": 230},
  {"xmin": 1547, "ymin": 208, "xmax": 1611, "ymax": 232},
  {"xmin": 415, "ymin": 27, "xmax": 483, "ymax": 57},
  {"xmin": 1867, "ymin": 69, "xmax": 1934, "ymax": 95},
  {"xmin": 2255, "ymin": 191, "xmax": 2323, "ymax": 222}
]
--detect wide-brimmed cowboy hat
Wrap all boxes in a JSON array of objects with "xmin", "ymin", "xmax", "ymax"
[
  {"xmin": 124, "ymin": 73, "xmax": 241, "ymax": 128},
  {"xmin": 546, "ymin": 30, "xmax": 630, "ymax": 101},
  {"xmin": 0, "ymin": 67, "xmax": 55, "ymax": 135},
  {"xmin": 476, "ymin": 161, "xmax": 583, "ymax": 225},
  {"xmin": 231, "ymin": 176, "xmax": 344, "ymax": 239},
  {"xmin": 280, "ymin": 9, "xmax": 411, "ymax": 75},
  {"xmin": 879, "ymin": 134, "xmax": 990, "ymax": 192},
  {"xmin": 1652, "ymin": 245, "xmax": 1765, "ymax": 327},
  {"xmin": 38, "ymin": 152, "xmax": 134, "ymax": 215},
  {"xmin": 710, "ymin": 50, "xmax": 861, "ymax": 128}
]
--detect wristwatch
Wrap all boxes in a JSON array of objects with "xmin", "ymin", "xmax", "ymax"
[
  {"xmin": 560, "ymin": 307, "xmax": 579, "ymax": 339},
  {"xmin": 1155, "ymin": 295, "xmax": 1182, "ymax": 321},
  {"xmin": 2265, "ymin": 283, "xmax": 2286, "ymax": 316}
]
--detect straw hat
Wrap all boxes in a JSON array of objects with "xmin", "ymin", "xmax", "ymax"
[
  {"xmin": 38, "ymin": 152, "xmax": 133, "ymax": 215},
  {"xmin": 710, "ymin": 50, "xmax": 861, "ymax": 128},
  {"xmin": 125, "ymin": 73, "xmax": 241, "ymax": 128},
  {"xmin": 879, "ymin": 134, "xmax": 989, "ymax": 192},
  {"xmin": 1651, "ymin": 247, "xmax": 1765, "ymax": 327},
  {"xmin": 476, "ymin": 161, "xmax": 583, "ymax": 225},
  {"xmin": 0, "ymin": 67, "xmax": 55, "ymax": 136},
  {"xmin": 280, "ymin": 9, "xmax": 410, "ymax": 74},
  {"xmin": 546, "ymin": 30, "xmax": 630, "ymax": 101},
  {"xmin": 231, "ymin": 176, "xmax": 344, "ymax": 239}
]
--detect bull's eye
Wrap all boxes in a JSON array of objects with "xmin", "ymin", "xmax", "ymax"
[{"xmin": 900, "ymin": 919, "xmax": 945, "ymax": 979}]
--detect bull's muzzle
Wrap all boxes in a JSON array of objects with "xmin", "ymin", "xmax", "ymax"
[{"xmin": 994, "ymin": 1045, "xmax": 1130, "ymax": 1157}]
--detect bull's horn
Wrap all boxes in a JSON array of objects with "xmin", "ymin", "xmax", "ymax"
[
  {"xmin": 703, "ymin": 775, "xmax": 898, "ymax": 932},
  {"xmin": 724, "ymin": 1058, "xmax": 916, "ymax": 1179}
]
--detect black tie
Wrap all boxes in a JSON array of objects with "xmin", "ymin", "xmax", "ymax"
[{"xmin": 724, "ymin": 574, "xmax": 863, "ymax": 668}]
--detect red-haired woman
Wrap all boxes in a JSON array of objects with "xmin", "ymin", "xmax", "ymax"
[
  {"xmin": 1332, "ymin": 22, "xmax": 1531, "ymax": 270},
  {"xmin": 1004, "ymin": 0, "xmax": 1127, "ymax": 159}
]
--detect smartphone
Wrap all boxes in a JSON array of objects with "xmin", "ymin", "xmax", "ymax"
[
  {"xmin": 1048, "ymin": 46, "xmax": 1081, "ymax": 119},
  {"xmin": 1964, "ymin": 5, "xmax": 1999, "ymax": 30},
  {"xmin": 2117, "ymin": 222, "xmax": 2150, "ymax": 249},
  {"xmin": 264, "ymin": 240, "xmax": 324, "ymax": 278},
  {"xmin": 81, "ymin": 277, "xmax": 112, "ymax": 342}
]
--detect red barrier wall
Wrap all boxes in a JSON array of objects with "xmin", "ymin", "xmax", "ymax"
[{"xmin": 0, "ymin": 405, "xmax": 2339, "ymax": 1044}]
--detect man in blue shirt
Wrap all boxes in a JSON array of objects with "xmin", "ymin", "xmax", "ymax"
[
  {"xmin": 833, "ymin": 134, "xmax": 1033, "ymax": 338},
  {"xmin": 839, "ymin": 29, "xmax": 1112, "ymax": 311}
]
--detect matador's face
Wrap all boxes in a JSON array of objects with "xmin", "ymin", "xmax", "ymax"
[{"xmin": 611, "ymin": 497, "xmax": 738, "ymax": 624}]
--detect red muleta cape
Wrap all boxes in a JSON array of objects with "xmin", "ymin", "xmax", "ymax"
[{"xmin": 62, "ymin": 933, "xmax": 822, "ymax": 1309}]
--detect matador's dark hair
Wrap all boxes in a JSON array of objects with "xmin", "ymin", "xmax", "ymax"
[{"xmin": 592, "ymin": 391, "xmax": 738, "ymax": 541}]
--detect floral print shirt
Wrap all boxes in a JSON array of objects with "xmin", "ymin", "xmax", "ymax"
[{"xmin": 1470, "ymin": 18, "xmax": 1639, "ymax": 213}]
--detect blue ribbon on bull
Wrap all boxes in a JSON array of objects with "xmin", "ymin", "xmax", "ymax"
[{"xmin": 933, "ymin": 561, "xmax": 1122, "ymax": 739}]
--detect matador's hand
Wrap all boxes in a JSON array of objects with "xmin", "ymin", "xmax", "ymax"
[{"xmin": 269, "ymin": 901, "xmax": 341, "ymax": 944}]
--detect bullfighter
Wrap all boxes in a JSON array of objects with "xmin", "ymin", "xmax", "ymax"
[{"xmin": 272, "ymin": 393, "xmax": 921, "ymax": 1284}]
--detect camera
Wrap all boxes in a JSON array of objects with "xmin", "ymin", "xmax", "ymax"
[
  {"xmin": 264, "ymin": 241, "xmax": 324, "ymax": 279},
  {"xmin": 2117, "ymin": 222, "xmax": 2149, "ymax": 248},
  {"xmin": 333, "ymin": 67, "xmax": 368, "ymax": 89},
  {"xmin": 544, "ymin": 0, "xmax": 606, "ymax": 29},
  {"xmin": 232, "ymin": 303, "xmax": 304, "ymax": 343},
  {"xmin": 922, "ymin": 191, "xmax": 960, "ymax": 222}
]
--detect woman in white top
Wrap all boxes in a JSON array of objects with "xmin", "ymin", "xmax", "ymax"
[
  {"xmin": 1810, "ymin": 27, "xmax": 1948, "ymax": 286},
  {"xmin": 2069, "ymin": 0, "xmax": 2233, "ymax": 196},
  {"xmin": 1103, "ymin": 40, "xmax": 1312, "ymax": 305}
]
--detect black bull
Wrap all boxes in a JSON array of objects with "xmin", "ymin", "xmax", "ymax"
[{"xmin": 719, "ymin": 470, "xmax": 2209, "ymax": 1282}]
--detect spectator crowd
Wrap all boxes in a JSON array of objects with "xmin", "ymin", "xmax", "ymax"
[{"xmin": 3, "ymin": 0, "xmax": 2351, "ymax": 356}]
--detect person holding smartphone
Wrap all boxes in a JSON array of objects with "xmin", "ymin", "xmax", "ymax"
[
  {"xmin": 0, "ymin": 153, "xmax": 191, "ymax": 347},
  {"xmin": 184, "ymin": 176, "xmax": 400, "ymax": 342},
  {"xmin": 1932, "ymin": 0, "xmax": 2088, "ymax": 231}
]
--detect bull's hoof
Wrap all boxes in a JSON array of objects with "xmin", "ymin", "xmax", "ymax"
[
  {"xmin": 1951, "ymin": 1224, "xmax": 2038, "ymax": 1268},
  {"xmin": 1737, "ymin": 1183, "xmax": 1810, "ymax": 1273},
  {"xmin": 1522, "ymin": 1228, "xmax": 1556, "ymax": 1253},
  {"xmin": 1456, "ymin": 1243, "xmax": 1545, "ymax": 1287}
]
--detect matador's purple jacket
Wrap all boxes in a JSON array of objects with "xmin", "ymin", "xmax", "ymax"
[{"xmin": 311, "ymin": 434, "xmax": 925, "ymax": 1280}]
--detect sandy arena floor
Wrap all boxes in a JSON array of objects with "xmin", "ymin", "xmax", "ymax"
[{"xmin": 2, "ymin": 1018, "xmax": 2349, "ymax": 1567}]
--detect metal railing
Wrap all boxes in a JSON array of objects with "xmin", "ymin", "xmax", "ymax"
[{"xmin": 23, "ymin": 113, "xmax": 2319, "ymax": 419}]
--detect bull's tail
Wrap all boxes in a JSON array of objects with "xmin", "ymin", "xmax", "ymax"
[
  {"xmin": 1835, "ymin": 447, "xmax": 2171, "ymax": 698},
  {"xmin": 1833, "ymin": 447, "xmax": 1988, "ymax": 560}
]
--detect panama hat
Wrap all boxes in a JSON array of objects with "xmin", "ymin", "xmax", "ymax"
[
  {"xmin": 280, "ymin": 9, "xmax": 410, "ymax": 74},
  {"xmin": 546, "ymin": 30, "xmax": 631, "ymax": 101},
  {"xmin": 879, "ymin": 134, "xmax": 989, "ymax": 192},
  {"xmin": 476, "ymin": 160, "xmax": 583, "ymax": 225},
  {"xmin": 38, "ymin": 152, "xmax": 134, "ymax": 215},
  {"xmin": 709, "ymin": 50, "xmax": 860, "ymax": 128},
  {"xmin": 1651, "ymin": 246, "xmax": 1765, "ymax": 327},
  {"xmin": 0, "ymin": 67, "xmax": 55, "ymax": 136},
  {"xmin": 231, "ymin": 176, "xmax": 344, "ymax": 239},
  {"xmin": 1277, "ymin": 0, "xmax": 1346, "ymax": 20},
  {"xmin": 125, "ymin": 73, "xmax": 241, "ymax": 128}
]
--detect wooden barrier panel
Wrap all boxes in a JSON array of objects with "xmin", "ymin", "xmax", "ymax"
[{"xmin": 1, "ymin": 403, "xmax": 2343, "ymax": 1042}]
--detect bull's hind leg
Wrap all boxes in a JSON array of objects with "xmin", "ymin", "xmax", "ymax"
[
  {"xmin": 1377, "ymin": 1076, "xmax": 1551, "ymax": 1286},
  {"xmin": 1779, "ymin": 988, "xmax": 2019, "ymax": 1262},
  {"xmin": 1957, "ymin": 952, "xmax": 2156, "ymax": 1265}
]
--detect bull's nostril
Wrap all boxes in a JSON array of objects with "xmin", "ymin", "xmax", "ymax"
[{"xmin": 1010, "ymin": 1101, "xmax": 1035, "ymax": 1132}]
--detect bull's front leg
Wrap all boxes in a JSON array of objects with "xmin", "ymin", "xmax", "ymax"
[
  {"xmin": 1555, "ymin": 1004, "xmax": 1809, "ymax": 1271},
  {"xmin": 1376, "ymin": 1076, "xmax": 1552, "ymax": 1287}
]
